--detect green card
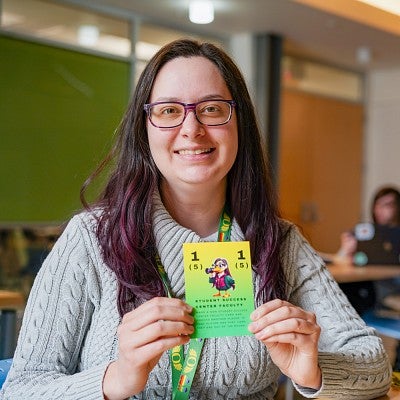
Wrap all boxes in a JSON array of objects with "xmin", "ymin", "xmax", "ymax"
[{"xmin": 183, "ymin": 241, "xmax": 254, "ymax": 338}]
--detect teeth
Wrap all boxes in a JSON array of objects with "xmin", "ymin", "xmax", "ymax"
[{"xmin": 178, "ymin": 148, "xmax": 211, "ymax": 155}]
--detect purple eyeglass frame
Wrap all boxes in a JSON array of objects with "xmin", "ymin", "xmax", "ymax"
[{"xmin": 143, "ymin": 99, "xmax": 236, "ymax": 128}]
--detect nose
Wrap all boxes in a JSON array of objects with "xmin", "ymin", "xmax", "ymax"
[{"xmin": 180, "ymin": 109, "xmax": 205, "ymax": 137}]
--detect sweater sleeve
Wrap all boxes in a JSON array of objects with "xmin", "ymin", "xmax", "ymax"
[
  {"xmin": 0, "ymin": 214, "xmax": 109, "ymax": 400},
  {"xmin": 282, "ymin": 223, "xmax": 392, "ymax": 399}
]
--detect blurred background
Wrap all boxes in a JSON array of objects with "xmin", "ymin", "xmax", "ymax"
[
  {"xmin": 2, "ymin": 1, "xmax": 400, "ymax": 391},
  {"xmin": 1, "ymin": 0, "xmax": 400, "ymax": 292}
]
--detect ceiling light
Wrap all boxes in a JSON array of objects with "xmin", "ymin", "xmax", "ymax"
[
  {"xmin": 77, "ymin": 25, "xmax": 99, "ymax": 47},
  {"xmin": 189, "ymin": 1, "xmax": 214, "ymax": 24}
]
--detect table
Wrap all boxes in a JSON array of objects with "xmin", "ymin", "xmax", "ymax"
[
  {"xmin": 0, "ymin": 291, "xmax": 25, "ymax": 309},
  {"xmin": 320, "ymin": 264, "xmax": 400, "ymax": 400},
  {"xmin": 374, "ymin": 386, "xmax": 400, "ymax": 399},
  {"xmin": 321, "ymin": 387, "xmax": 400, "ymax": 399},
  {"xmin": 0, "ymin": 290, "xmax": 25, "ymax": 359},
  {"xmin": 327, "ymin": 264, "xmax": 400, "ymax": 365},
  {"xmin": 379, "ymin": 388, "xmax": 400, "ymax": 400},
  {"xmin": 327, "ymin": 264, "xmax": 400, "ymax": 283},
  {"xmin": 359, "ymin": 386, "xmax": 399, "ymax": 399}
]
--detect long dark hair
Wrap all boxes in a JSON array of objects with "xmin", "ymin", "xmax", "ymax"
[
  {"xmin": 372, "ymin": 186, "xmax": 400, "ymax": 225},
  {"xmin": 81, "ymin": 39, "xmax": 287, "ymax": 315}
]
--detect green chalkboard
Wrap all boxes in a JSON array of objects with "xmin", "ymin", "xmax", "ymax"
[{"xmin": 0, "ymin": 36, "xmax": 130, "ymax": 222}]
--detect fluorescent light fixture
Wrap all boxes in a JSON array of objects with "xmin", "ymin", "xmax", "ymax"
[
  {"xmin": 189, "ymin": 0, "xmax": 214, "ymax": 24},
  {"xmin": 357, "ymin": 0, "xmax": 400, "ymax": 16},
  {"xmin": 77, "ymin": 24, "xmax": 99, "ymax": 47}
]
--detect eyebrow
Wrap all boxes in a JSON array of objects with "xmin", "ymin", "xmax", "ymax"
[{"xmin": 151, "ymin": 94, "xmax": 227, "ymax": 103}]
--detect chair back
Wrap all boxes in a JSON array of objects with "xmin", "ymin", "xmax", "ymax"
[
  {"xmin": 362, "ymin": 309, "xmax": 400, "ymax": 340},
  {"xmin": 0, "ymin": 358, "xmax": 12, "ymax": 389}
]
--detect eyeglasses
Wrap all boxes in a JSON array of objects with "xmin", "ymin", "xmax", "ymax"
[{"xmin": 144, "ymin": 99, "xmax": 236, "ymax": 128}]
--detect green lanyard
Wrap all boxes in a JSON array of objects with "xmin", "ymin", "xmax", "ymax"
[{"xmin": 156, "ymin": 207, "xmax": 232, "ymax": 400}]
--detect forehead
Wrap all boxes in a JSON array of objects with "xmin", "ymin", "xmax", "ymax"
[
  {"xmin": 375, "ymin": 193, "xmax": 397, "ymax": 206},
  {"xmin": 150, "ymin": 56, "xmax": 231, "ymax": 101}
]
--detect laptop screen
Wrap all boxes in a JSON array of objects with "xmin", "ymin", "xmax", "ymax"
[{"xmin": 354, "ymin": 223, "xmax": 400, "ymax": 265}]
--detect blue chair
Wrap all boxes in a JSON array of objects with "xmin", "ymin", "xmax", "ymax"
[
  {"xmin": 362, "ymin": 309, "xmax": 400, "ymax": 340},
  {"xmin": 0, "ymin": 358, "xmax": 12, "ymax": 389}
]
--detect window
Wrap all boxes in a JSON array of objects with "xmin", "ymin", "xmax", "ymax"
[
  {"xmin": 135, "ymin": 23, "xmax": 223, "ymax": 82},
  {"xmin": 1, "ymin": 0, "xmax": 131, "ymax": 57},
  {"xmin": 282, "ymin": 55, "xmax": 364, "ymax": 102}
]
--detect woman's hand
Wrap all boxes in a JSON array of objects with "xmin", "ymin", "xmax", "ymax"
[
  {"xmin": 103, "ymin": 297, "xmax": 194, "ymax": 400},
  {"xmin": 339, "ymin": 232, "xmax": 357, "ymax": 257},
  {"xmin": 248, "ymin": 299, "xmax": 321, "ymax": 390}
]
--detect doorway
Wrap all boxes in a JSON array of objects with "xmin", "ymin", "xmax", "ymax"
[{"xmin": 278, "ymin": 89, "xmax": 364, "ymax": 253}]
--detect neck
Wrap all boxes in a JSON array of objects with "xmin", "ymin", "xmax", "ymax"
[{"xmin": 160, "ymin": 180, "xmax": 227, "ymax": 237}]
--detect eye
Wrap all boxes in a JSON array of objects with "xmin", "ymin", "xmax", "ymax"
[
  {"xmin": 199, "ymin": 102, "xmax": 222, "ymax": 116},
  {"xmin": 202, "ymin": 104, "xmax": 221, "ymax": 114},
  {"xmin": 162, "ymin": 106, "xmax": 179, "ymax": 115},
  {"xmin": 151, "ymin": 103, "xmax": 183, "ymax": 119}
]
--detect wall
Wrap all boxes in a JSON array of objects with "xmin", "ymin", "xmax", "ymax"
[
  {"xmin": 363, "ymin": 68, "xmax": 400, "ymax": 219},
  {"xmin": 232, "ymin": 32, "xmax": 400, "ymax": 226},
  {"xmin": 0, "ymin": 35, "xmax": 130, "ymax": 223},
  {"xmin": 230, "ymin": 34, "xmax": 255, "ymax": 99}
]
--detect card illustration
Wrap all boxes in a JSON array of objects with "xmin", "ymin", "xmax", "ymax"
[
  {"xmin": 183, "ymin": 241, "xmax": 254, "ymax": 338},
  {"xmin": 205, "ymin": 257, "xmax": 235, "ymax": 298}
]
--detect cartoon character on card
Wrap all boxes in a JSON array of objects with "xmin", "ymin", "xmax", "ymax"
[{"xmin": 205, "ymin": 257, "xmax": 235, "ymax": 297}]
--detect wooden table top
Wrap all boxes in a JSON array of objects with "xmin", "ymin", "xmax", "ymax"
[
  {"xmin": 376, "ymin": 387, "xmax": 400, "ymax": 399},
  {"xmin": 327, "ymin": 264, "xmax": 400, "ymax": 283},
  {"xmin": 358, "ymin": 386, "xmax": 400, "ymax": 399},
  {"xmin": 320, "ymin": 386, "xmax": 400, "ymax": 399},
  {"xmin": 0, "ymin": 290, "xmax": 25, "ymax": 309}
]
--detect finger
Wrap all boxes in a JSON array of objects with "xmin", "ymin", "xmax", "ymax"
[
  {"xmin": 123, "ymin": 297, "xmax": 192, "ymax": 322},
  {"xmin": 250, "ymin": 299, "xmax": 294, "ymax": 321},
  {"xmin": 119, "ymin": 319, "xmax": 194, "ymax": 351},
  {"xmin": 261, "ymin": 330, "xmax": 320, "ymax": 355},
  {"xmin": 128, "ymin": 307, "xmax": 194, "ymax": 331},
  {"xmin": 119, "ymin": 334, "xmax": 191, "ymax": 367},
  {"xmin": 252, "ymin": 318, "xmax": 319, "ymax": 341},
  {"xmin": 250, "ymin": 301, "xmax": 316, "ymax": 332},
  {"xmin": 122, "ymin": 298, "xmax": 194, "ymax": 331}
]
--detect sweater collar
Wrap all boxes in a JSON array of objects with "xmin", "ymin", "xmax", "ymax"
[{"xmin": 152, "ymin": 190, "xmax": 244, "ymax": 298}]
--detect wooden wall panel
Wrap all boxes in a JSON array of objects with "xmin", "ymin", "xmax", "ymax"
[{"xmin": 278, "ymin": 89, "xmax": 363, "ymax": 253}]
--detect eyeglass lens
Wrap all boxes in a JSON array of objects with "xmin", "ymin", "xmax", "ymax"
[{"xmin": 148, "ymin": 100, "xmax": 233, "ymax": 128}]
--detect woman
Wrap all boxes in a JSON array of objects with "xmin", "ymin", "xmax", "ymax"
[
  {"xmin": 335, "ymin": 187, "xmax": 400, "ymax": 314},
  {"xmin": 372, "ymin": 187, "xmax": 400, "ymax": 226},
  {"xmin": 337, "ymin": 186, "xmax": 400, "ymax": 261},
  {"xmin": 336, "ymin": 186, "xmax": 400, "ymax": 369},
  {"xmin": 0, "ymin": 39, "xmax": 391, "ymax": 400}
]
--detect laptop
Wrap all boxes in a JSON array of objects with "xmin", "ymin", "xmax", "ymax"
[{"xmin": 353, "ymin": 223, "xmax": 400, "ymax": 266}]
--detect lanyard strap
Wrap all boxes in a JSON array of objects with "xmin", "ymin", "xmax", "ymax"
[{"xmin": 156, "ymin": 207, "xmax": 232, "ymax": 400}]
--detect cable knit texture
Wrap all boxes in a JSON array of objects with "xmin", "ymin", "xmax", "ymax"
[{"xmin": 0, "ymin": 194, "xmax": 392, "ymax": 399}]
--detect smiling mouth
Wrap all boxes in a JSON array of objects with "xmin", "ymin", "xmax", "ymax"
[{"xmin": 176, "ymin": 148, "xmax": 214, "ymax": 155}]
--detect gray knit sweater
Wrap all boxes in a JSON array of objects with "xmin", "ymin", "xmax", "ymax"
[{"xmin": 0, "ymin": 195, "xmax": 392, "ymax": 399}]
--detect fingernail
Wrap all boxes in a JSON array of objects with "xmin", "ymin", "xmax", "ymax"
[{"xmin": 185, "ymin": 304, "xmax": 193, "ymax": 313}]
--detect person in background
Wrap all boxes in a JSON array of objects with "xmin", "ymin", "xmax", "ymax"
[
  {"xmin": 336, "ymin": 186, "xmax": 400, "ymax": 371},
  {"xmin": 0, "ymin": 39, "xmax": 391, "ymax": 400},
  {"xmin": 336, "ymin": 186, "xmax": 400, "ymax": 264}
]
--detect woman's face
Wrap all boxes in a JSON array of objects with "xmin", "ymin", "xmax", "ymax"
[
  {"xmin": 146, "ymin": 56, "xmax": 238, "ymax": 193},
  {"xmin": 373, "ymin": 193, "xmax": 398, "ymax": 226}
]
